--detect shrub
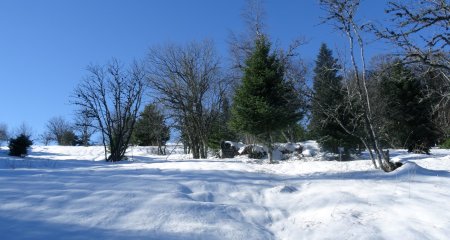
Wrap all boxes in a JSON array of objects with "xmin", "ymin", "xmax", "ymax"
[
  {"xmin": 9, "ymin": 134, "xmax": 33, "ymax": 157},
  {"xmin": 440, "ymin": 138, "xmax": 450, "ymax": 149}
]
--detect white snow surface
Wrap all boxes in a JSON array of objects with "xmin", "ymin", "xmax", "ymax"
[{"xmin": 0, "ymin": 143, "xmax": 449, "ymax": 240}]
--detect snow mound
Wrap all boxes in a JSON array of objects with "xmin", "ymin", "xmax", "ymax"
[
  {"xmin": 301, "ymin": 140, "xmax": 319, "ymax": 157},
  {"xmin": 224, "ymin": 141, "xmax": 244, "ymax": 149},
  {"xmin": 279, "ymin": 185, "xmax": 298, "ymax": 193},
  {"xmin": 277, "ymin": 142, "xmax": 301, "ymax": 153},
  {"xmin": 390, "ymin": 161, "xmax": 450, "ymax": 178}
]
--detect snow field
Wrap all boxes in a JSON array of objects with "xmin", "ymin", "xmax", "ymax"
[{"xmin": 0, "ymin": 144, "xmax": 449, "ymax": 239}]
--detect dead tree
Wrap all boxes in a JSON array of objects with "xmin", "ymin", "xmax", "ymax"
[
  {"xmin": 147, "ymin": 40, "xmax": 224, "ymax": 159},
  {"xmin": 320, "ymin": 0, "xmax": 397, "ymax": 171},
  {"xmin": 73, "ymin": 59, "xmax": 145, "ymax": 162}
]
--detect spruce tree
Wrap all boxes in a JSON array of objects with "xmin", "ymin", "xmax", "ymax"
[
  {"xmin": 208, "ymin": 96, "xmax": 237, "ymax": 152},
  {"xmin": 230, "ymin": 36, "xmax": 303, "ymax": 163},
  {"xmin": 9, "ymin": 134, "xmax": 33, "ymax": 157},
  {"xmin": 132, "ymin": 103, "xmax": 170, "ymax": 154},
  {"xmin": 378, "ymin": 60, "xmax": 438, "ymax": 153},
  {"xmin": 310, "ymin": 43, "xmax": 359, "ymax": 157}
]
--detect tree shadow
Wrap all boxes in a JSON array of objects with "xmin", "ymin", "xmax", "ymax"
[{"xmin": 0, "ymin": 213, "xmax": 212, "ymax": 240}]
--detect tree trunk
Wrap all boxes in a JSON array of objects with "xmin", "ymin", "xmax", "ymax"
[
  {"xmin": 200, "ymin": 140, "xmax": 207, "ymax": 159},
  {"xmin": 268, "ymin": 132, "xmax": 274, "ymax": 164}
]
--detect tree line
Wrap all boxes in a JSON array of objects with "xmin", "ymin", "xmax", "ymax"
[{"xmin": 2, "ymin": 0, "xmax": 448, "ymax": 172}]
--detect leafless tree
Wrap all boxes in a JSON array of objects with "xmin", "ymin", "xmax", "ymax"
[
  {"xmin": 320, "ymin": 0, "xmax": 397, "ymax": 171},
  {"xmin": 0, "ymin": 123, "xmax": 8, "ymax": 146},
  {"xmin": 45, "ymin": 116, "xmax": 73, "ymax": 145},
  {"xmin": 74, "ymin": 108, "xmax": 96, "ymax": 147},
  {"xmin": 229, "ymin": 0, "xmax": 307, "ymax": 76},
  {"xmin": 146, "ymin": 40, "xmax": 225, "ymax": 159},
  {"xmin": 38, "ymin": 131, "xmax": 53, "ymax": 146},
  {"xmin": 14, "ymin": 122, "xmax": 33, "ymax": 139},
  {"xmin": 370, "ymin": 0, "xmax": 449, "ymax": 120},
  {"xmin": 228, "ymin": 0, "xmax": 266, "ymax": 72},
  {"xmin": 372, "ymin": 0, "xmax": 449, "ymax": 71},
  {"xmin": 73, "ymin": 59, "xmax": 145, "ymax": 162}
]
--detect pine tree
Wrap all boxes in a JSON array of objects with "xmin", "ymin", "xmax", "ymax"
[
  {"xmin": 9, "ymin": 134, "xmax": 33, "ymax": 157},
  {"xmin": 378, "ymin": 60, "xmax": 438, "ymax": 153},
  {"xmin": 230, "ymin": 36, "xmax": 303, "ymax": 163},
  {"xmin": 132, "ymin": 104, "xmax": 170, "ymax": 154},
  {"xmin": 310, "ymin": 43, "xmax": 359, "ymax": 157}
]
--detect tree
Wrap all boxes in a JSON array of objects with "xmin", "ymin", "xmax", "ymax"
[
  {"xmin": 377, "ymin": 60, "xmax": 438, "ymax": 153},
  {"xmin": 73, "ymin": 59, "xmax": 145, "ymax": 162},
  {"xmin": 310, "ymin": 43, "xmax": 359, "ymax": 157},
  {"xmin": 373, "ymin": 0, "xmax": 449, "ymax": 72},
  {"xmin": 228, "ymin": 0, "xmax": 307, "ymax": 91},
  {"xmin": 147, "ymin": 40, "xmax": 224, "ymax": 159},
  {"xmin": 8, "ymin": 134, "xmax": 33, "ymax": 157},
  {"xmin": 320, "ymin": 0, "xmax": 396, "ymax": 171},
  {"xmin": 132, "ymin": 103, "xmax": 170, "ymax": 155},
  {"xmin": 228, "ymin": 0, "xmax": 267, "ymax": 73},
  {"xmin": 371, "ymin": 0, "xmax": 450, "ymax": 135},
  {"xmin": 207, "ymin": 95, "xmax": 237, "ymax": 152},
  {"xmin": 45, "ymin": 116, "xmax": 76, "ymax": 146},
  {"xmin": 0, "ymin": 123, "xmax": 8, "ymax": 146},
  {"xmin": 424, "ymin": 68, "xmax": 450, "ymax": 142},
  {"xmin": 15, "ymin": 122, "xmax": 33, "ymax": 139},
  {"xmin": 230, "ymin": 36, "xmax": 303, "ymax": 163},
  {"xmin": 74, "ymin": 108, "xmax": 96, "ymax": 147},
  {"xmin": 38, "ymin": 131, "xmax": 53, "ymax": 146}
]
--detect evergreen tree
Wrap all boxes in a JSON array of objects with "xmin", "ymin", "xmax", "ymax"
[
  {"xmin": 60, "ymin": 130, "xmax": 80, "ymax": 146},
  {"xmin": 230, "ymin": 36, "xmax": 303, "ymax": 162},
  {"xmin": 208, "ymin": 96, "xmax": 237, "ymax": 152},
  {"xmin": 8, "ymin": 134, "xmax": 33, "ymax": 157},
  {"xmin": 378, "ymin": 60, "xmax": 438, "ymax": 153},
  {"xmin": 132, "ymin": 103, "xmax": 170, "ymax": 154},
  {"xmin": 310, "ymin": 43, "xmax": 359, "ymax": 157}
]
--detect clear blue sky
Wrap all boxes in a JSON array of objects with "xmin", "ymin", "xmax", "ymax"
[{"xmin": 0, "ymin": 0, "xmax": 390, "ymax": 139}]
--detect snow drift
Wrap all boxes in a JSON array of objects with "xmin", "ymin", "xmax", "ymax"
[{"xmin": 0, "ymin": 144, "xmax": 449, "ymax": 239}]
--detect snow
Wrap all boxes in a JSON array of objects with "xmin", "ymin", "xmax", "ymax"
[
  {"xmin": 0, "ymin": 143, "xmax": 449, "ymax": 239},
  {"xmin": 302, "ymin": 140, "xmax": 319, "ymax": 157}
]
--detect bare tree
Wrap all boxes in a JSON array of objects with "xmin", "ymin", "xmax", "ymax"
[
  {"xmin": 147, "ymin": 40, "xmax": 224, "ymax": 159},
  {"xmin": 228, "ymin": 0, "xmax": 267, "ymax": 72},
  {"xmin": 15, "ymin": 122, "xmax": 33, "ymax": 139},
  {"xmin": 372, "ymin": 0, "xmax": 449, "ymax": 72},
  {"xmin": 74, "ymin": 108, "xmax": 96, "ymax": 147},
  {"xmin": 73, "ymin": 59, "xmax": 145, "ymax": 162},
  {"xmin": 45, "ymin": 116, "xmax": 74, "ymax": 145},
  {"xmin": 229, "ymin": 0, "xmax": 307, "ymax": 75},
  {"xmin": 320, "ymin": 0, "xmax": 397, "ymax": 171},
  {"xmin": 0, "ymin": 123, "xmax": 8, "ymax": 146},
  {"xmin": 38, "ymin": 131, "xmax": 53, "ymax": 146}
]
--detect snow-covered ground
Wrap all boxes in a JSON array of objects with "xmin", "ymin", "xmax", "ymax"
[{"xmin": 0, "ymin": 143, "xmax": 449, "ymax": 240}]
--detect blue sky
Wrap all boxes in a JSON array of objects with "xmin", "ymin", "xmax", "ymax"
[{"xmin": 0, "ymin": 0, "xmax": 390, "ymax": 139}]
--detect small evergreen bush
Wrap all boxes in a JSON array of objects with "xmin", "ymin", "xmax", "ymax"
[{"xmin": 8, "ymin": 134, "xmax": 33, "ymax": 157}]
